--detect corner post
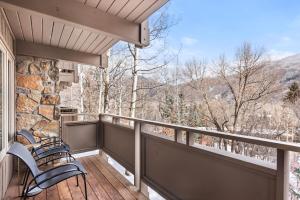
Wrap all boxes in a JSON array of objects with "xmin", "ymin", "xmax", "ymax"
[
  {"xmin": 98, "ymin": 114, "xmax": 104, "ymax": 151},
  {"xmin": 134, "ymin": 121, "xmax": 141, "ymax": 191}
]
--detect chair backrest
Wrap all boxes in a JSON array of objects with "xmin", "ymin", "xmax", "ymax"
[
  {"xmin": 7, "ymin": 142, "xmax": 41, "ymax": 177},
  {"xmin": 17, "ymin": 129, "xmax": 37, "ymax": 144},
  {"xmin": 16, "ymin": 129, "xmax": 45, "ymax": 158}
]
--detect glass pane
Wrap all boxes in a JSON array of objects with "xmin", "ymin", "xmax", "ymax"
[
  {"xmin": 0, "ymin": 50, "xmax": 2, "ymax": 150},
  {"xmin": 8, "ymin": 59, "xmax": 13, "ymax": 142}
]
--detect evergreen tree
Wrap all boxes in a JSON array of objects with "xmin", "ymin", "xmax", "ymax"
[
  {"xmin": 284, "ymin": 82, "xmax": 300, "ymax": 104},
  {"xmin": 159, "ymin": 92, "xmax": 177, "ymax": 123}
]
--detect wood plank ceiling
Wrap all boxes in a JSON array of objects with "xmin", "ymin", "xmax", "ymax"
[{"xmin": 3, "ymin": 0, "xmax": 166, "ymax": 56}]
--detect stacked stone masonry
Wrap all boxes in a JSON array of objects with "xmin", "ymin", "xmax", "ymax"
[{"xmin": 16, "ymin": 56, "xmax": 68, "ymax": 140}]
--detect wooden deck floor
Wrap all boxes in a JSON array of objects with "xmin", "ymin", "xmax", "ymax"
[{"xmin": 4, "ymin": 155, "xmax": 147, "ymax": 200}]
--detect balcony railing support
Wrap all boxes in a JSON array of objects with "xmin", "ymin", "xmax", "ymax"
[
  {"xmin": 112, "ymin": 117, "xmax": 120, "ymax": 124},
  {"xmin": 96, "ymin": 113, "xmax": 300, "ymax": 199},
  {"xmin": 187, "ymin": 132, "xmax": 195, "ymax": 146},
  {"xmin": 283, "ymin": 151, "xmax": 290, "ymax": 200},
  {"xmin": 276, "ymin": 149, "xmax": 290, "ymax": 200},
  {"xmin": 134, "ymin": 121, "xmax": 141, "ymax": 191}
]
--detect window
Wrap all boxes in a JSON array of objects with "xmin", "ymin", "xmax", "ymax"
[
  {"xmin": 0, "ymin": 49, "xmax": 3, "ymax": 151},
  {"xmin": 0, "ymin": 40, "xmax": 14, "ymax": 160},
  {"xmin": 8, "ymin": 58, "xmax": 14, "ymax": 142}
]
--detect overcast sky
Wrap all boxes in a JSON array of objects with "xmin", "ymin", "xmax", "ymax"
[{"xmin": 160, "ymin": 0, "xmax": 300, "ymax": 63}]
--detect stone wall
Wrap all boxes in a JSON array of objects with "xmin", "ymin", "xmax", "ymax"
[{"xmin": 16, "ymin": 56, "xmax": 63, "ymax": 138}]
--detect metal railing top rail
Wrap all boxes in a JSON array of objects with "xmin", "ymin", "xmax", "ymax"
[
  {"xmin": 100, "ymin": 113, "xmax": 300, "ymax": 153},
  {"xmin": 60, "ymin": 113, "xmax": 99, "ymax": 117}
]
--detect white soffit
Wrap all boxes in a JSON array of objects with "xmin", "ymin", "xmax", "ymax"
[
  {"xmin": 2, "ymin": 0, "xmax": 168, "ymax": 56},
  {"xmin": 4, "ymin": 9, "xmax": 117, "ymax": 55},
  {"xmin": 75, "ymin": 0, "xmax": 168, "ymax": 23}
]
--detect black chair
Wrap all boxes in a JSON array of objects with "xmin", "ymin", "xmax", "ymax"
[
  {"xmin": 16, "ymin": 129, "xmax": 72, "ymax": 161},
  {"xmin": 7, "ymin": 142, "xmax": 87, "ymax": 200}
]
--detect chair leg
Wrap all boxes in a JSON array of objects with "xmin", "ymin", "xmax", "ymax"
[
  {"xmin": 22, "ymin": 187, "xmax": 28, "ymax": 200},
  {"xmin": 21, "ymin": 169, "xmax": 29, "ymax": 185},
  {"xmin": 21, "ymin": 171, "xmax": 30, "ymax": 197},
  {"xmin": 83, "ymin": 174, "xmax": 88, "ymax": 200}
]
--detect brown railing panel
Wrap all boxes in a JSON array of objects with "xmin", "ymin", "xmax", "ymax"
[
  {"xmin": 62, "ymin": 121, "xmax": 99, "ymax": 153},
  {"xmin": 101, "ymin": 122, "xmax": 135, "ymax": 173},
  {"xmin": 141, "ymin": 133, "xmax": 277, "ymax": 200}
]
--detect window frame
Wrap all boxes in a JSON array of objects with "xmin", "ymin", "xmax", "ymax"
[
  {"xmin": 0, "ymin": 39, "xmax": 14, "ymax": 161},
  {"xmin": 7, "ymin": 52, "xmax": 15, "ymax": 145}
]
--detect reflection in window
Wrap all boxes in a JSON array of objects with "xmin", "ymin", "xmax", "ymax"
[
  {"xmin": 8, "ymin": 59, "xmax": 13, "ymax": 142},
  {"xmin": 0, "ymin": 50, "xmax": 2, "ymax": 150}
]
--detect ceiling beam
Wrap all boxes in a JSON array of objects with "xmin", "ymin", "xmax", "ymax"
[
  {"xmin": 0, "ymin": 0, "xmax": 149, "ymax": 47},
  {"xmin": 16, "ymin": 40, "xmax": 101, "ymax": 67}
]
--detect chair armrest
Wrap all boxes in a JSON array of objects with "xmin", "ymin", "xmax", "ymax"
[
  {"xmin": 39, "ymin": 136, "xmax": 64, "ymax": 143},
  {"xmin": 37, "ymin": 154, "xmax": 75, "ymax": 166},
  {"xmin": 66, "ymin": 160, "xmax": 87, "ymax": 174},
  {"xmin": 33, "ymin": 141, "xmax": 66, "ymax": 152},
  {"xmin": 29, "ymin": 164, "xmax": 84, "ymax": 190}
]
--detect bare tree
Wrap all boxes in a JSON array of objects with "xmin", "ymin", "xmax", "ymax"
[
  {"xmin": 217, "ymin": 43, "xmax": 278, "ymax": 133},
  {"xmin": 128, "ymin": 4, "xmax": 177, "ymax": 118},
  {"xmin": 181, "ymin": 43, "xmax": 279, "ymax": 151}
]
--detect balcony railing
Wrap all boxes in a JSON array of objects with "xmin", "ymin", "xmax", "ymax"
[{"xmin": 60, "ymin": 113, "xmax": 300, "ymax": 200}]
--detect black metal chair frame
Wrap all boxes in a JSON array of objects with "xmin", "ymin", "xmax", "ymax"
[
  {"xmin": 7, "ymin": 142, "xmax": 88, "ymax": 200},
  {"xmin": 16, "ymin": 129, "xmax": 73, "ymax": 161},
  {"xmin": 17, "ymin": 129, "xmax": 76, "ymax": 186}
]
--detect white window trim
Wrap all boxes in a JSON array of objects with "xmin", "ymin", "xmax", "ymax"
[
  {"xmin": 7, "ymin": 52, "xmax": 15, "ymax": 146},
  {"xmin": 0, "ymin": 38, "xmax": 13, "ymax": 161}
]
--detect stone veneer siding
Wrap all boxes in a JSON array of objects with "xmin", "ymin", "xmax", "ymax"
[{"xmin": 16, "ymin": 56, "xmax": 63, "ymax": 139}]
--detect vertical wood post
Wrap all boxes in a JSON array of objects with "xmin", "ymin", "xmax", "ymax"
[
  {"xmin": 276, "ymin": 149, "xmax": 290, "ymax": 200},
  {"xmin": 134, "ymin": 121, "xmax": 141, "ymax": 191}
]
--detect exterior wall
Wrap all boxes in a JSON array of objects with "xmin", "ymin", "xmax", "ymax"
[
  {"xmin": 0, "ymin": 11, "xmax": 14, "ymax": 55},
  {"xmin": 16, "ymin": 56, "xmax": 64, "ymax": 139},
  {"xmin": 0, "ymin": 10, "xmax": 15, "ymax": 199},
  {"xmin": 0, "ymin": 155, "xmax": 13, "ymax": 199}
]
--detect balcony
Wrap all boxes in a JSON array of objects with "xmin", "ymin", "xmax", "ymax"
[
  {"xmin": 13, "ymin": 113, "xmax": 293, "ymax": 200},
  {"xmin": 0, "ymin": 0, "xmax": 298, "ymax": 200}
]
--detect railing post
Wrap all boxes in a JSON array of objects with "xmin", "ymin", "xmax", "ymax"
[
  {"xmin": 175, "ymin": 130, "xmax": 184, "ymax": 143},
  {"xmin": 187, "ymin": 132, "xmax": 195, "ymax": 146},
  {"xmin": 276, "ymin": 149, "xmax": 290, "ymax": 200},
  {"xmin": 134, "ymin": 121, "xmax": 141, "ymax": 191},
  {"xmin": 112, "ymin": 117, "xmax": 120, "ymax": 124}
]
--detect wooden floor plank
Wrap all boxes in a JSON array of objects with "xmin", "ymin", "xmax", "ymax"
[
  {"xmin": 46, "ymin": 185, "xmax": 60, "ymax": 200},
  {"xmin": 90, "ymin": 156, "xmax": 136, "ymax": 200},
  {"xmin": 77, "ymin": 172, "xmax": 99, "ymax": 200},
  {"xmin": 34, "ymin": 189, "xmax": 47, "ymax": 200},
  {"xmin": 57, "ymin": 181, "xmax": 72, "ymax": 200},
  {"xmin": 95, "ymin": 156, "xmax": 148, "ymax": 200},
  {"xmin": 4, "ymin": 155, "xmax": 148, "ymax": 200},
  {"xmin": 79, "ymin": 158, "xmax": 111, "ymax": 200},
  {"xmin": 66, "ymin": 177, "xmax": 85, "ymax": 200},
  {"xmin": 81, "ymin": 157, "xmax": 124, "ymax": 200},
  {"xmin": 3, "ymin": 175, "xmax": 20, "ymax": 200}
]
